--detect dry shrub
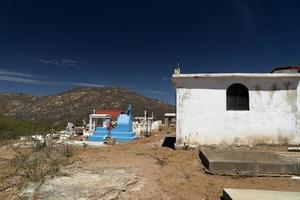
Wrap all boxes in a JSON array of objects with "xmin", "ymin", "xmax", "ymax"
[{"xmin": 10, "ymin": 137, "xmax": 73, "ymax": 188}]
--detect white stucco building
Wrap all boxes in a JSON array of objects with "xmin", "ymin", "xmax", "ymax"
[{"xmin": 172, "ymin": 72, "xmax": 300, "ymax": 147}]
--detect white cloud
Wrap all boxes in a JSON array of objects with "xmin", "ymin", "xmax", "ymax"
[
  {"xmin": 53, "ymin": 80, "xmax": 105, "ymax": 88},
  {"xmin": 0, "ymin": 75, "xmax": 105, "ymax": 88},
  {"xmin": 36, "ymin": 58, "xmax": 84, "ymax": 67},
  {"xmin": 0, "ymin": 68, "xmax": 50, "ymax": 85},
  {"xmin": 36, "ymin": 58, "xmax": 60, "ymax": 66},
  {"xmin": 0, "ymin": 69, "xmax": 43, "ymax": 78},
  {"xmin": 72, "ymin": 82, "xmax": 105, "ymax": 87},
  {"xmin": 0, "ymin": 75, "xmax": 54, "ymax": 85},
  {"xmin": 62, "ymin": 59, "xmax": 84, "ymax": 66},
  {"xmin": 0, "ymin": 69, "xmax": 104, "ymax": 88}
]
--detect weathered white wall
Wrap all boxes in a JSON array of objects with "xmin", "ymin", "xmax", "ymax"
[{"xmin": 174, "ymin": 76, "xmax": 300, "ymax": 146}]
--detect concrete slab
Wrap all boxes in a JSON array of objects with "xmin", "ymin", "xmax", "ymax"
[
  {"xmin": 199, "ymin": 148, "xmax": 300, "ymax": 176},
  {"xmin": 66, "ymin": 140, "xmax": 106, "ymax": 147},
  {"xmin": 222, "ymin": 188, "xmax": 300, "ymax": 200}
]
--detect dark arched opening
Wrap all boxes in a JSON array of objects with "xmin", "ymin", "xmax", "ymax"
[{"xmin": 226, "ymin": 83, "xmax": 249, "ymax": 111}]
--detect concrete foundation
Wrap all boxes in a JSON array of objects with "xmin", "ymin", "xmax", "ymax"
[
  {"xmin": 199, "ymin": 148, "xmax": 300, "ymax": 176},
  {"xmin": 222, "ymin": 188, "xmax": 300, "ymax": 200}
]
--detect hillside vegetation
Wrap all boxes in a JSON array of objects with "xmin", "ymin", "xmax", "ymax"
[
  {"xmin": 0, "ymin": 113, "xmax": 52, "ymax": 140},
  {"xmin": 0, "ymin": 86, "xmax": 175, "ymax": 128}
]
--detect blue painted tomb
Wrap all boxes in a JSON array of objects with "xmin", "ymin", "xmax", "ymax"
[{"xmin": 88, "ymin": 105, "xmax": 137, "ymax": 142}]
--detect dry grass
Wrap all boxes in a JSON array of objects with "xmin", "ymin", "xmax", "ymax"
[{"xmin": 10, "ymin": 137, "xmax": 74, "ymax": 190}]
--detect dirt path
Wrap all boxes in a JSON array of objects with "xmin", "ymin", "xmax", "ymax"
[
  {"xmin": 70, "ymin": 134, "xmax": 300, "ymax": 199},
  {"xmin": 1, "ymin": 133, "xmax": 300, "ymax": 199}
]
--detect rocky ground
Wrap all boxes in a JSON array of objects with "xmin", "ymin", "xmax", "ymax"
[{"xmin": 1, "ymin": 132, "xmax": 300, "ymax": 200}]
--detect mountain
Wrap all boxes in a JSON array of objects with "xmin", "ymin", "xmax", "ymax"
[{"xmin": 0, "ymin": 87, "xmax": 175, "ymax": 127}]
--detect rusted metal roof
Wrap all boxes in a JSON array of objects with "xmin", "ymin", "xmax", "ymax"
[
  {"xmin": 96, "ymin": 109, "xmax": 123, "ymax": 119},
  {"xmin": 271, "ymin": 66, "xmax": 300, "ymax": 73}
]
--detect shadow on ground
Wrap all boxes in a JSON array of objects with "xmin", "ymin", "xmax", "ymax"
[{"xmin": 161, "ymin": 136, "xmax": 176, "ymax": 149}]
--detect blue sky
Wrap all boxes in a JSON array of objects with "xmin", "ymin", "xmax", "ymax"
[{"xmin": 0, "ymin": 0, "xmax": 300, "ymax": 104}]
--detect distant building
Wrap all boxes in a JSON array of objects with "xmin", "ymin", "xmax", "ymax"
[
  {"xmin": 272, "ymin": 66, "xmax": 300, "ymax": 73},
  {"xmin": 164, "ymin": 113, "xmax": 176, "ymax": 127},
  {"xmin": 172, "ymin": 72, "xmax": 300, "ymax": 147}
]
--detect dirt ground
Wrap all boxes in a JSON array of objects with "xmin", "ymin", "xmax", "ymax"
[{"xmin": 1, "ymin": 132, "xmax": 300, "ymax": 200}]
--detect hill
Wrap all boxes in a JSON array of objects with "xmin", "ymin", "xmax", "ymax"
[{"xmin": 0, "ymin": 87, "xmax": 175, "ymax": 127}]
